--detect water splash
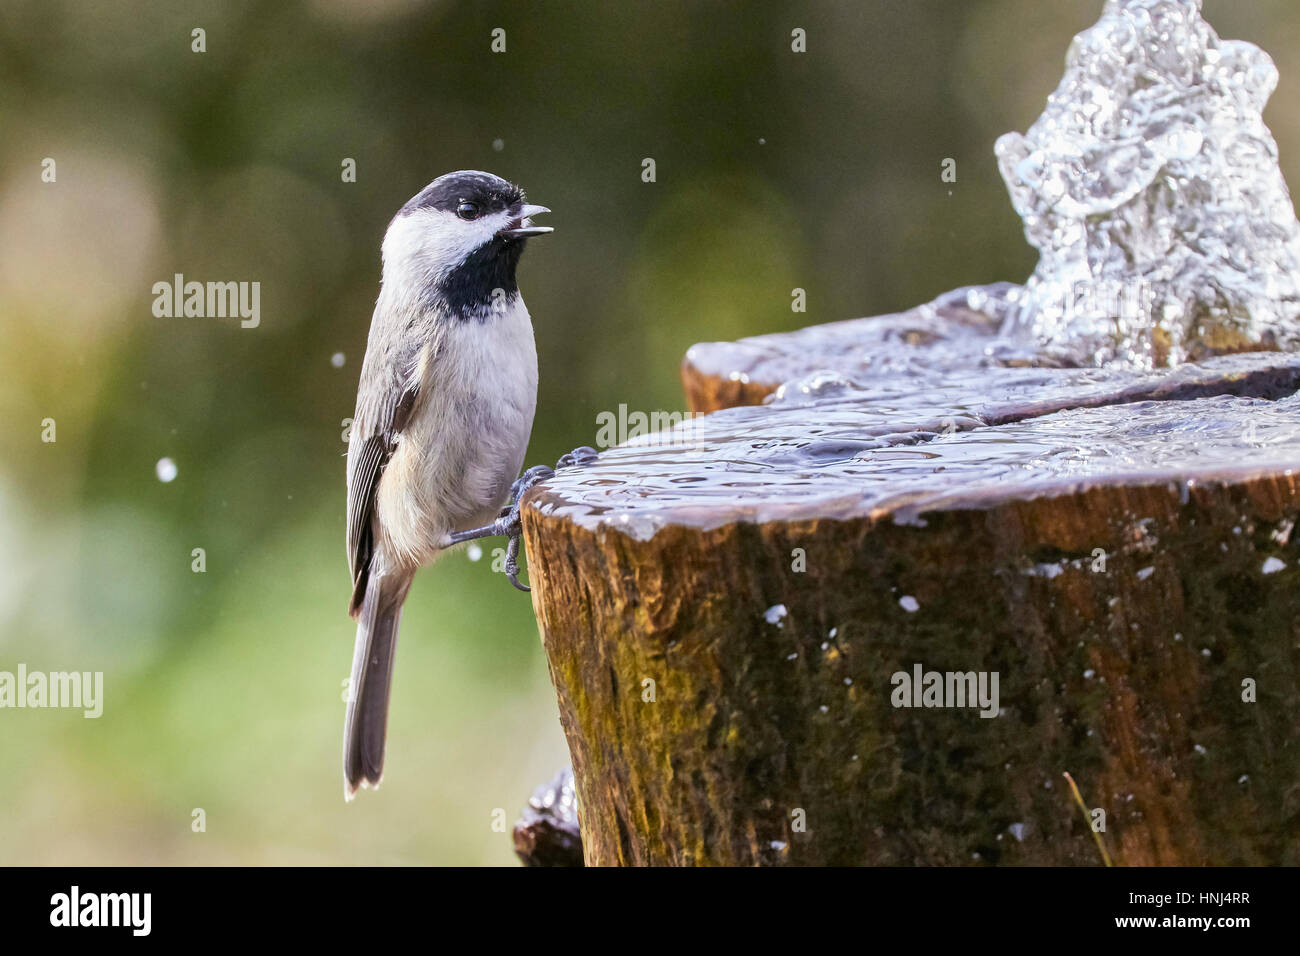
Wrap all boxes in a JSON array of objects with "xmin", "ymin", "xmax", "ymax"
[{"xmin": 996, "ymin": 0, "xmax": 1300, "ymax": 368}]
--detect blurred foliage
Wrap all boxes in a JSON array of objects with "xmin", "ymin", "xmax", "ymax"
[{"xmin": 0, "ymin": 0, "xmax": 1296, "ymax": 864}]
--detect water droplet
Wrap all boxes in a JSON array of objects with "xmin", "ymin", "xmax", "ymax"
[
  {"xmin": 155, "ymin": 458, "xmax": 177, "ymax": 482},
  {"xmin": 899, "ymin": 595, "xmax": 920, "ymax": 613}
]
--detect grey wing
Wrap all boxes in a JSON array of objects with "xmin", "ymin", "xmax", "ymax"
[{"xmin": 346, "ymin": 349, "xmax": 423, "ymax": 617}]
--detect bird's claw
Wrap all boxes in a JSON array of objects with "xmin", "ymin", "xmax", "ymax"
[
  {"xmin": 453, "ymin": 447, "xmax": 600, "ymax": 592},
  {"xmin": 555, "ymin": 445, "xmax": 599, "ymax": 470},
  {"xmin": 503, "ymin": 533, "xmax": 529, "ymax": 592},
  {"xmin": 509, "ymin": 464, "xmax": 556, "ymax": 506},
  {"xmin": 496, "ymin": 463, "xmax": 557, "ymax": 592}
]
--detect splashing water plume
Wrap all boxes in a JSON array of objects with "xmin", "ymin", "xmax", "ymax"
[{"xmin": 995, "ymin": 0, "xmax": 1300, "ymax": 368}]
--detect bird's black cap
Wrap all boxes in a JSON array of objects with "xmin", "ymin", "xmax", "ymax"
[{"xmin": 401, "ymin": 170, "xmax": 525, "ymax": 217}]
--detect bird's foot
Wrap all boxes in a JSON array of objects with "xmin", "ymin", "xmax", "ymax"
[
  {"xmin": 554, "ymin": 445, "xmax": 599, "ymax": 470},
  {"xmin": 449, "ymin": 447, "xmax": 600, "ymax": 592},
  {"xmin": 507, "ymin": 463, "xmax": 558, "ymax": 512}
]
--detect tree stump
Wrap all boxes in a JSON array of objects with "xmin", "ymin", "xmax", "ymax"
[
  {"xmin": 681, "ymin": 285, "xmax": 1011, "ymax": 414},
  {"xmin": 523, "ymin": 287, "xmax": 1300, "ymax": 866}
]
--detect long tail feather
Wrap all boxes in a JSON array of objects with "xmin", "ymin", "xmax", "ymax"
[{"xmin": 343, "ymin": 575, "xmax": 407, "ymax": 799}]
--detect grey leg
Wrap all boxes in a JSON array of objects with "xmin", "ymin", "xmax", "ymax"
[{"xmin": 450, "ymin": 448, "xmax": 599, "ymax": 592}]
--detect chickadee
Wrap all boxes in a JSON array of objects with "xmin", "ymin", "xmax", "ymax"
[{"xmin": 343, "ymin": 170, "xmax": 554, "ymax": 799}]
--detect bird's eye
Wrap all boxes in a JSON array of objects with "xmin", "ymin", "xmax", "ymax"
[{"xmin": 456, "ymin": 201, "xmax": 479, "ymax": 220}]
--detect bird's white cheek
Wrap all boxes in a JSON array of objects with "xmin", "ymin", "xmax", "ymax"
[{"xmin": 382, "ymin": 209, "xmax": 502, "ymax": 278}]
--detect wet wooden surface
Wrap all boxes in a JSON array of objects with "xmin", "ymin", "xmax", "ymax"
[{"xmin": 681, "ymin": 284, "xmax": 1008, "ymax": 413}]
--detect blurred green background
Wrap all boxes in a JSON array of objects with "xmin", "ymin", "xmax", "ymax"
[{"xmin": 1, "ymin": 0, "xmax": 1296, "ymax": 865}]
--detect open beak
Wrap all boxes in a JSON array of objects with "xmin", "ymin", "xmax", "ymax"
[{"xmin": 500, "ymin": 204, "xmax": 554, "ymax": 238}]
